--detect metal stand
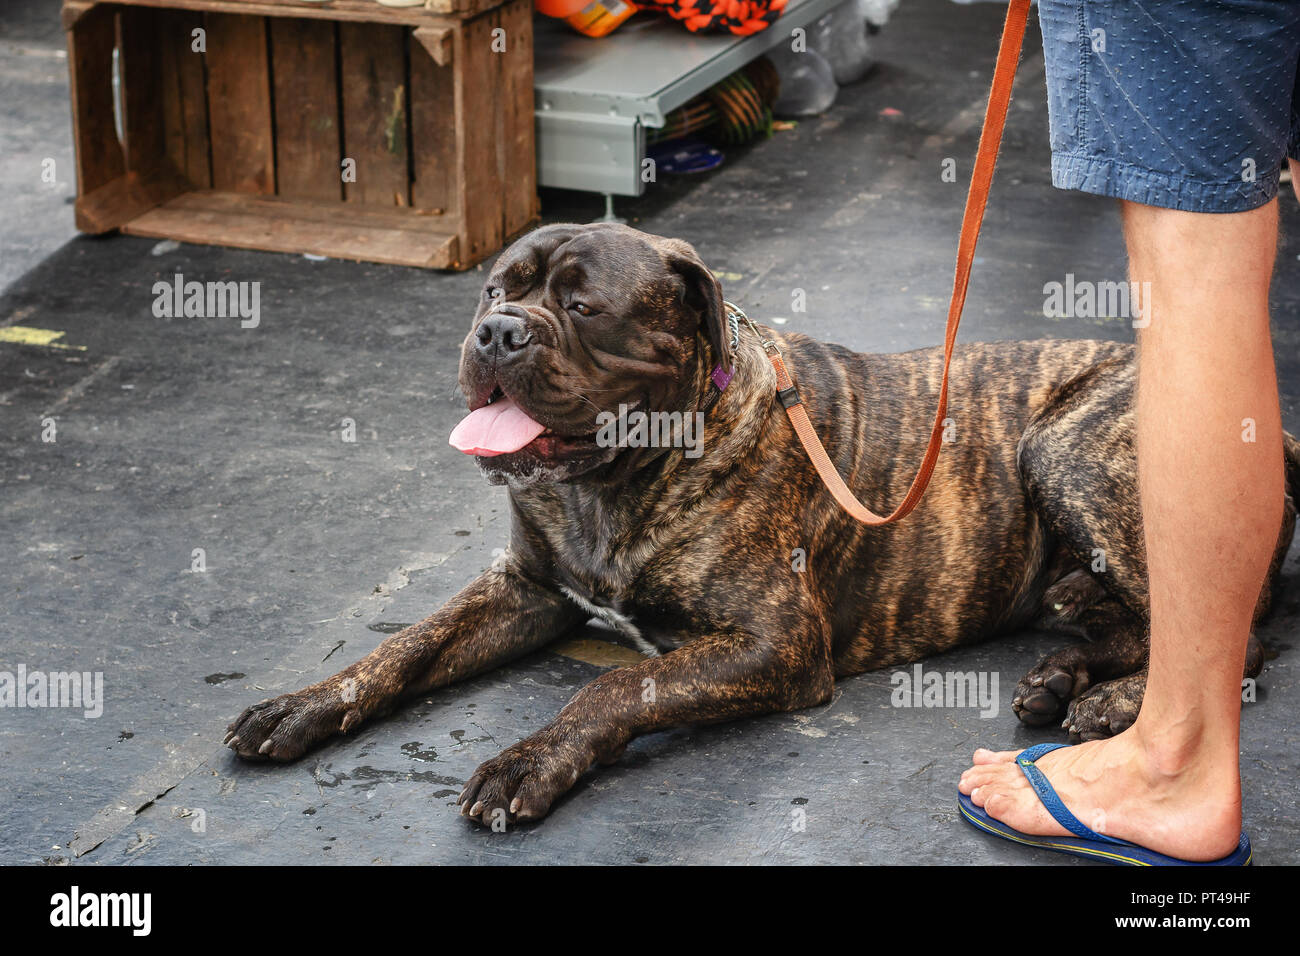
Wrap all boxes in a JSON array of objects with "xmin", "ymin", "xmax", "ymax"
[
  {"xmin": 534, "ymin": 0, "xmax": 842, "ymax": 198},
  {"xmin": 594, "ymin": 193, "xmax": 626, "ymax": 224}
]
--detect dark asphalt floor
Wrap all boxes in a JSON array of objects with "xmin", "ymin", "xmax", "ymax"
[{"xmin": 2, "ymin": 0, "xmax": 1298, "ymax": 865}]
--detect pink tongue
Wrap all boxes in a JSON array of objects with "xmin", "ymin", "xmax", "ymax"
[{"xmin": 449, "ymin": 397, "xmax": 547, "ymax": 457}]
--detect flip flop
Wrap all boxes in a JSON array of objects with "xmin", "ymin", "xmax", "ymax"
[{"xmin": 958, "ymin": 742, "xmax": 1252, "ymax": 866}]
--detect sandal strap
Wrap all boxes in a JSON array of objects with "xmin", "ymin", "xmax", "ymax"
[{"xmin": 1015, "ymin": 743, "xmax": 1129, "ymax": 845}]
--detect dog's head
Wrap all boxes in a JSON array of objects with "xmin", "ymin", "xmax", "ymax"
[{"xmin": 451, "ymin": 223, "xmax": 730, "ymax": 484}]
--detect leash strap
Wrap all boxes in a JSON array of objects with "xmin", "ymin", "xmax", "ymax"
[{"xmin": 763, "ymin": 0, "xmax": 1031, "ymax": 526}]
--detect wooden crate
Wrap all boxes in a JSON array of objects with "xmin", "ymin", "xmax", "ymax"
[{"xmin": 63, "ymin": 0, "xmax": 538, "ymax": 270}]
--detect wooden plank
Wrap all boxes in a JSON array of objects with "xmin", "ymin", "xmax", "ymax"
[
  {"xmin": 496, "ymin": 0, "xmax": 537, "ymax": 236},
  {"xmin": 75, "ymin": 166, "xmax": 192, "ymax": 233},
  {"xmin": 79, "ymin": 0, "xmax": 503, "ymax": 24},
  {"xmin": 66, "ymin": 2, "xmax": 124, "ymax": 201},
  {"xmin": 123, "ymin": 191, "xmax": 459, "ymax": 267},
  {"xmin": 270, "ymin": 17, "xmax": 341, "ymax": 200},
  {"xmin": 158, "ymin": 188, "xmax": 451, "ymax": 231},
  {"xmin": 453, "ymin": 9, "xmax": 504, "ymax": 263},
  {"xmin": 339, "ymin": 23, "xmax": 409, "ymax": 207},
  {"xmin": 158, "ymin": 9, "xmax": 212, "ymax": 187},
  {"xmin": 117, "ymin": 8, "xmax": 164, "ymax": 173},
  {"xmin": 205, "ymin": 13, "xmax": 275, "ymax": 194},
  {"xmin": 409, "ymin": 25, "xmax": 457, "ymax": 218}
]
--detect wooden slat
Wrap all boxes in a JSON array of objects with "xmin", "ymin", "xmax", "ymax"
[
  {"xmin": 409, "ymin": 25, "xmax": 457, "ymax": 218},
  {"xmin": 117, "ymin": 8, "xmax": 163, "ymax": 173},
  {"xmin": 157, "ymin": 9, "xmax": 212, "ymax": 187},
  {"xmin": 75, "ymin": 166, "xmax": 193, "ymax": 233},
  {"xmin": 66, "ymin": 2, "xmax": 124, "ymax": 200},
  {"xmin": 453, "ymin": 8, "xmax": 504, "ymax": 263},
  {"xmin": 123, "ymin": 190, "xmax": 458, "ymax": 267},
  {"xmin": 72, "ymin": 0, "xmax": 503, "ymax": 25},
  {"xmin": 270, "ymin": 17, "xmax": 341, "ymax": 200},
  {"xmin": 99, "ymin": 10, "xmax": 191, "ymax": 229},
  {"xmin": 339, "ymin": 23, "xmax": 409, "ymax": 207},
  {"xmin": 496, "ymin": 0, "xmax": 537, "ymax": 236},
  {"xmin": 205, "ymin": 13, "xmax": 275, "ymax": 194},
  {"xmin": 158, "ymin": 188, "xmax": 450, "ymax": 231}
]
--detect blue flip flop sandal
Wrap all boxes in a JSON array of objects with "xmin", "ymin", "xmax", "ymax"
[{"xmin": 958, "ymin": 742, "xmax": 1252, "ymax": 866}]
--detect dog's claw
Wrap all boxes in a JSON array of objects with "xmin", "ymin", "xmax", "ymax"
[
  {"xmin": 1044, "ymin": 671, "xmax": 1074, "ymax": 697},
  {"xmin": 1064, "ymin": 674, "xmax": 1144, "ymax": 741},
  {"xmin": 225, "ymin": 689, "xmax": 357, "ymax": 762}
]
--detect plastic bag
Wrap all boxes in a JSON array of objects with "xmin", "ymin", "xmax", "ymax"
[
  {"xmin": 810, "ymin": 1, "xmax": 874, "ymax": 86},
  {"xmin": 768, "ymin": 46, "xmax": 838, "ymax": 117}
]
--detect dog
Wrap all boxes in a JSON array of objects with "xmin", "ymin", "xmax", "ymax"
[{"xmin": 225, "ymin": 222, "xmax": 1298, "ymax": 825}]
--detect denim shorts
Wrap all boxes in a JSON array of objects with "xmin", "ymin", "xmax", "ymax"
[{"xmin": 1038, "ymin": 0, "xmax": 1300, "ymax": 212}]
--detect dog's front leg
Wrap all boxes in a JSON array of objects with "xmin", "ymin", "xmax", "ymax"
[
  {"xmin": 225, "ymin": 560, "xmax": 585, "ymax": 761},
  {"xmin": 458, "ymin": 627, "xmax": 834, "ymax": 825}
]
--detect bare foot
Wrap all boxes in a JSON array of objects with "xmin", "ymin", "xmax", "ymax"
[{"xmin": 957, "ymin": 724, "xmax": 1243, "ymax": 862}]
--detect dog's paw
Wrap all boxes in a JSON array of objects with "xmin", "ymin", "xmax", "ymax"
[
  {"xmin": 1063, "ymin": 672, "xmax": 1144, "ymax": 742},
  {"xmin": 457, "ymin": 740, "xmax": 582, "ymax": 828},
  {"xmin": 224, "ymin": 685, "xmax": 360, "ymax": 761},
  {"xmin": 1013, "ymin": 648, "xmax": 1091, "ymax": 726},
  {"xmin": 1040, "ymin": 569, "xmax": 1105, "ymax": 623}
]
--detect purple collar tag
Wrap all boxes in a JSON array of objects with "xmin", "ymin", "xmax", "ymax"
[{"xmin": 710, "ymin": 365, "xmax": 734, "ymax": 392}]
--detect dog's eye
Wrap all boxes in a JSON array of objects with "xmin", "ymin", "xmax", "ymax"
[
  {"xmin": 485, "ymin": 286, "xmax": 504, "ymax": 301},
  {"xmin": 569, "ymin": 302, "xmax": 594, "ymax": 317}
]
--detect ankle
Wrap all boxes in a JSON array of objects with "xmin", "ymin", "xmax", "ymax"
[{"xmin": 1128, "ymin": 716, "xmax": 1238, "ymax": 783}]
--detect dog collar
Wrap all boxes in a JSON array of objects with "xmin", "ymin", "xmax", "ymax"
[{"xmin": 700, "ymin": 304, "xmax": 742, "ymax": 414}]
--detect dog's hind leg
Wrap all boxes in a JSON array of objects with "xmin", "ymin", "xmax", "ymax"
[
  {"xmin": 1057, "ymin": 628, "xmax": 1270, "ymax": 742},
  {"xmin": 1011, "ymin": 355, "xmax": 1155, "ymax": 734},
  {"xmin": 1013, "ymin": 352, "xmax": 1292, "ymax": 740},
  {"xmin": 1021, "ymin": 606, "xmax": 1270, "ymax": 741},
  {"xmin": 1014, "ymin": 596, "xmax": 1147, "ymax": 727},
  {"xmin": 1038, "ymin": 567, "xmax": 1107, "ymax": 631}
]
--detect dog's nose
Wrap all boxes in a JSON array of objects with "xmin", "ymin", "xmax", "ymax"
[{"xmin": 476, "ymin": 307, "xmax": 534, "ymax": 355}]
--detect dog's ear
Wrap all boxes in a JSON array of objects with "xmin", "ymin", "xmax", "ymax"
[{"xmin": 660, "ymin": 238, "xmax": 730, "ymax": 373}]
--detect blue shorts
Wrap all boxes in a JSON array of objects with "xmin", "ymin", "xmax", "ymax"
[{"xmin": 1039, "ymin": 0, "xmax": 1300, "ymax": 212}]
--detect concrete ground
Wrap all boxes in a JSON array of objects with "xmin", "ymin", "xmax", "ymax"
[
  {"xmin": 0, "ymin": 0, "xmax": 78, "ymax": 291},
  {"xmin": 2, "ymin": 0, "xmax": 1298, "ymax": 866}
]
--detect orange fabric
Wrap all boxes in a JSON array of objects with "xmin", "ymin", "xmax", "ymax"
[
  {"xmin": 637, "ymin": 0, "xmax": 787, "ymax": 35},
  {"xmin": 773, "ymin": 0, "xmax": 1032, "ymax": 527}
]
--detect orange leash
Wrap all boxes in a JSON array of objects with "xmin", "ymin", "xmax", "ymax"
[{"xmin": 756, "ymin": 0, "xmax": 1031, "ymax": 527}]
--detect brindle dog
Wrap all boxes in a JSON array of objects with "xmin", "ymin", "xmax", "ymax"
[{"xmin": 225, "ymin": 223, "xmax": 1299, "ymax": 825}]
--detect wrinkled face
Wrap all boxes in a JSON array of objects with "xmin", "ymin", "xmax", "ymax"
[{"xmin": 453, "ymin": 223, "xmax": 729, "ymax": 484}]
